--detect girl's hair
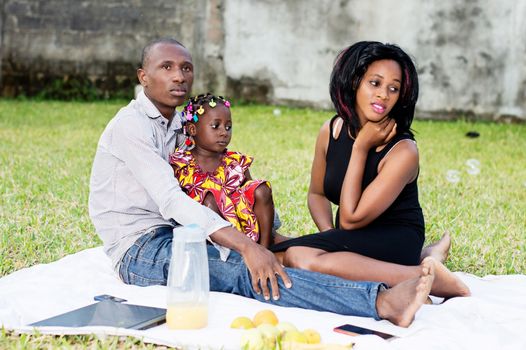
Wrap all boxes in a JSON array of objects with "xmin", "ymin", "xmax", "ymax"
[
  {"xmin": 182, "ymin": 93, "xmax": 231, "ymax": 123},
  {"xmin": 329, "ymin": 41, "xmax": 419, "ymax": 137}
]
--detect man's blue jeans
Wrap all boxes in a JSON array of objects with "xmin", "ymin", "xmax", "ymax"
[{"xmin": 119, "ymin": 226, "xmax": 383, "ymax": 319}]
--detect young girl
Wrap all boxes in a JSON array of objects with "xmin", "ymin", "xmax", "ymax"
[
  {"xmin": 272, "ymin": 41, "xmax": 470, "ymax": 298},
  {"xmin": 169, "ymin": 93, "xmax": 276, "ymax": 247}
]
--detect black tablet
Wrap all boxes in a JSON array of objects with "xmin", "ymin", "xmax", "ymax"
[{"xmin": 29, "ymin": 300, "xmax": 166, "ymax": 330}]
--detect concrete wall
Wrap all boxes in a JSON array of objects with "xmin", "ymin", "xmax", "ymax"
[
  {"xmin": 0, "ymin": 0, "xmax": 222, "ymax": 97},
  {"xmin": 223, "ymin": 0, "xmax": 526, "ymax": 121},
  {"xmin": 1, "ymin": 0, "xmax": 525, "ymax": 120}
]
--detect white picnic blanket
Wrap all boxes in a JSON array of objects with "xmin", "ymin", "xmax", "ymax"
[{"xmin": 1, "ymin": 247, "xmax": 525, "ymax": 350}]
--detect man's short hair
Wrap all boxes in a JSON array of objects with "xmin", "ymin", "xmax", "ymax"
[{"xmin": 140, "ymin": 38, "xmax": 185, "ymax": 68}]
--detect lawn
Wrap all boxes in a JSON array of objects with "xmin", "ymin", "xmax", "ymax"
[{"xmin": 1, "ymin": 99, "xmax": 525, "ymax": 348}]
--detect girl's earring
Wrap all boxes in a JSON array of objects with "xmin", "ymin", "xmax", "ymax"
[
  {"xmin": 184, "ymin": 135, "xmax": 195, "ymax": 151},
  {"xmin": 183, "ymin": 125, "xmax": 195, "ymax": 151}
]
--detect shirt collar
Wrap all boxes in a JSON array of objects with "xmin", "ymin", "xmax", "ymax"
[{"xmin": 136, "ymin": 90, "xmax": 183, "ymax": 131}]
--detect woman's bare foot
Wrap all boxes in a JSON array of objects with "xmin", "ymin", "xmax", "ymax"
[
  {"xmin": 376, "ymin": 259, "xmax": 435, "ymax": 327},
  {"xmin": 421, "ymin": 231, "xmax": 451, "ymax": 263},
  {"xmin": 424, "ymin": 256, "xmax": 471, "ymax": 298}
]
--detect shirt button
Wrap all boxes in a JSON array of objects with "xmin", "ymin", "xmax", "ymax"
[{"xmin": 161, "ymin": 121, "xmax": 165, "ymax": 125}]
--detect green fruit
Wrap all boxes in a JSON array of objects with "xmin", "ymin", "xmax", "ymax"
[
  {"xmin": 240, "ymin": 328, "xmax": 265, "ymax": 350},
  {"xmin": 276, "ymin": 321, "xmax": 298, "ymax": 334},
  {"xmin": 303, "ymin": 328, "xmax": 322, "ymax": 344},
  {"xmin": 258, "ymin": 323, "xmax": 280, "ymax": 339},
  {"xmin": 282, "ymin": 329, "xmax": 308, "ymax": 344},
  {"xmin": 257, "ymin": 324, "xmax": 279, "ymax": 349}
]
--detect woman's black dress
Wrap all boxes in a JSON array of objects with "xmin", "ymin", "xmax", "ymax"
[{"xmin": 271, "ymin": 117, "xmax": 425, "ymax": 265}]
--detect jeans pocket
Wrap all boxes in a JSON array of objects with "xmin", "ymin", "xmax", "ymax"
[
  {"xmin": 119, "ymin": 227, "xmax": 173, "ymax": 286},
  {"xmin": 128, "ymin": 270, "xmax": 166, "ymax": 287}
]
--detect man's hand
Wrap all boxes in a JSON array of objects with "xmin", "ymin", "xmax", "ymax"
[
  {"xmin": 240, "ymin": 241, "xmax": 292, "ymax": 300},
  {"xmin": 209, "ymin": 226, "xmax": 292, "ymax": 300}
]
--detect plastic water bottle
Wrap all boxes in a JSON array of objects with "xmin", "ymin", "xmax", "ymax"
[{"xmin": 166, "ymin": 224, "xmax": 209, "ymax": 329}]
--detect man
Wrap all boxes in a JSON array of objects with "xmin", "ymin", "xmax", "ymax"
[{"xmin": 89, "ymin": 38, "xmax": 434, "ymax": 327}]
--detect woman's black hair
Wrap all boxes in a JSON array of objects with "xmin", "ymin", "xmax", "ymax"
[{"xmin": 329, "ymin": 41, "xmax": 419, "ymax": 137}]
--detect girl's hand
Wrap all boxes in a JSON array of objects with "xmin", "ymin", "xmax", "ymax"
[{"xmin": 354, "ymin": 118, "xmax": 397, "ymax": 151}]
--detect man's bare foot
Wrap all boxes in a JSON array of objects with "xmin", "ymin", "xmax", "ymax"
[
  {"xmin": 420, "ymin": 231, "xmax": 451, "ymax": 263},
  {"xmin": 423, "ymin": 257, "xmax": 471, "ymax": 298},
  {"xmin": 376, "ymin": 259, "xmax": 435, "ymax": 327}
]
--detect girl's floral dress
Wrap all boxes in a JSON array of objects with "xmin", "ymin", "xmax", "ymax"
[{"xmin": 169, "ymin": 149, "xmax": 269, "ymax": 242}]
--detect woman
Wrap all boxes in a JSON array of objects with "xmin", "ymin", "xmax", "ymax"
[{"xmin": 272, "ymin": 41, "xmax": 469, "ymax": 298}]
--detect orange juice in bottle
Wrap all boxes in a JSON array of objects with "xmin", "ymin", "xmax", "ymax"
[
  {"xmin": 166, "ymin": 302, "xmax": 208, "ymax": 329},
  {"xmin": 167, "ymin": 225, "xmax": 209, "ymax": 330}
]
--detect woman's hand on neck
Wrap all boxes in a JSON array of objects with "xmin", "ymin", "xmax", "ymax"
[{"xmin": 355, "ymin": 118, "xmax": 397, "ymax": 151}]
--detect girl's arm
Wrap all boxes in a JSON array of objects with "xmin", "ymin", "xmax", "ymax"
[
  {"xmin": 308, "ymin": 120, "xmax": 335, "ymax": 231},
  {"xmin": 244, "ymin": 169, "xmax": 253, "ymax": 181},
  {"xmin": 244, "ymin": 169, "xmax": 273, "ymax": 248},
  {"xmin": 339, "ymin": 119, "xmax": 419, "ymax": 230}
]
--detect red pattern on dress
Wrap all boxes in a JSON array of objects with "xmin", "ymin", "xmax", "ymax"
[{"xmin": 169, "ymin": 149, "xmax": 270, "ymax": 242}]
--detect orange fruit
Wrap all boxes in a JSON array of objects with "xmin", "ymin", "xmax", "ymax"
[
  {"xmin": 252, "ymin": 309, "xmax": 279, "ymax": 326},
  {"xmin": 230, "ymin": 316, "xmax": 255, "ymax": 329}
]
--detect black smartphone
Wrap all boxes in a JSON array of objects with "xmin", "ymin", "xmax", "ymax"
[
  {"xmin": 334, "ymin": 324, "xmax": 395, "ymax": 339},
  {"xmin": 93, "ymin": 294, "xmax": 127, "ymax": 303}
]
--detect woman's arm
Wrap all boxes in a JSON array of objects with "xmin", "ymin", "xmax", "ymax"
[
  {"xmin": 339, "ymin": 119, "xmax": 419, "ymax": 230},
  {"xmin": 308, "ymin": 120, "xmax": 335, "ymax": 231}
]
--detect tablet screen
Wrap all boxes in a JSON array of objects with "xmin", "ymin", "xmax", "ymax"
[{"xmin": 29, "ymin": 300, "xmax": 166, "ymax": 330}]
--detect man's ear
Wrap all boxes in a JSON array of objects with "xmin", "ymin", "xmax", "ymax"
[
  {"xmin": 137, "ymin": 68, "xmax": 148, "ymax": 87},
  {"xmin": 187, "ymin": 123, "xmax": 197, "ymax": 136}
]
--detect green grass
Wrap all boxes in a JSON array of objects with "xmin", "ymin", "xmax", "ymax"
[{"xmin": 1, "ymin": 99, "xmax": 525, "ymax": 348}]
